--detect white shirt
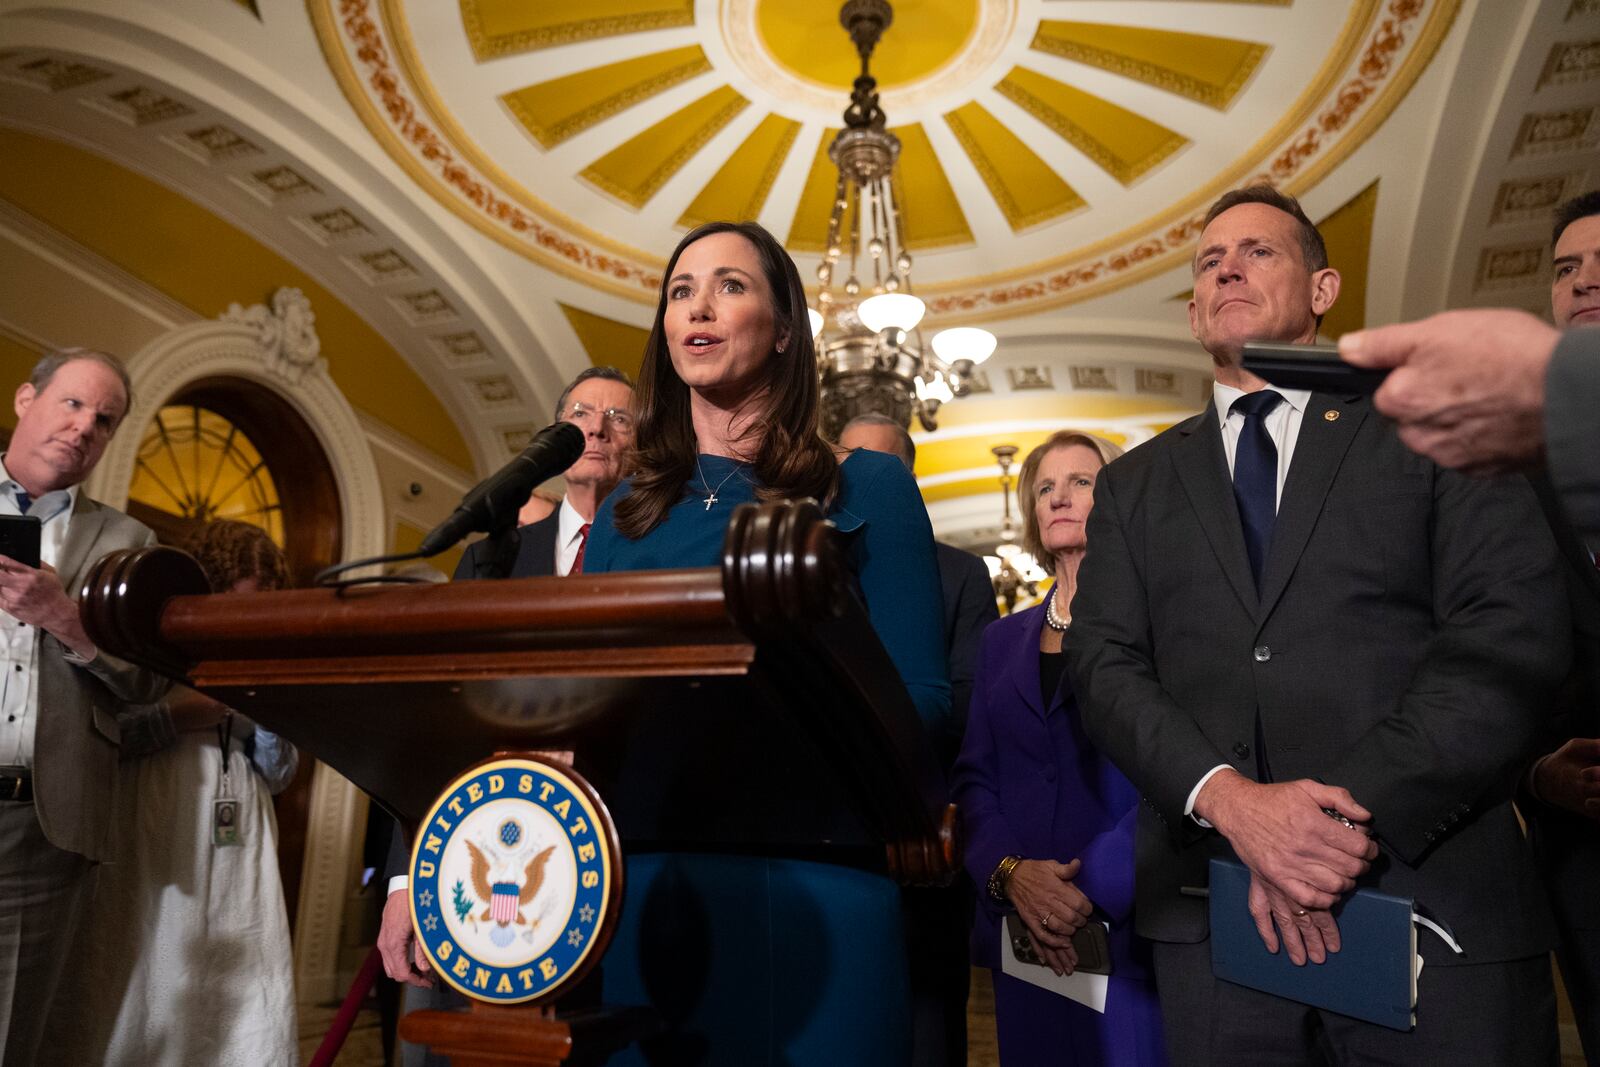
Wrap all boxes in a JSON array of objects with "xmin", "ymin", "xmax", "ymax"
[
  {"xmin": 1185, "ymin": 382, "xmax": 1312, "ymax": 821},
  {"xmin": 0, "ymin": 456, "xmax": 79, "ymax": 769},
  {"xmin": 391, "ymin": 494, "xmax": 584, "ymax": 896},
  {"xmin": 554, "ymin": 496, "xmax": 588, "ymax": 578}
]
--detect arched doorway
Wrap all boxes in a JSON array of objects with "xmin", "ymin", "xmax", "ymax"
[
  {"xmin": 122, "ymin": 376, "xmax": 342, "ymax": 929},
  {"xmin": 125, "ymin": 377, "xmax": 342, "ymax": 587}
]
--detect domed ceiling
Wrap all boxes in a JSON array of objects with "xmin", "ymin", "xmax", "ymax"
[{"xmin": 314, "ymin": 0, "xmax": 1459, "ymax": 321}]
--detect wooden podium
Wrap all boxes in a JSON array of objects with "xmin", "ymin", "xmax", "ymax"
[{"xmin": 79, "ymin": 501, "xmax": 956, "ymax": 1065}]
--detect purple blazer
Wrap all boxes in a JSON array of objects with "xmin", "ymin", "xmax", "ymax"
[{"xmin": 952, "ymin": 601, "xmax": 1149, "ymax": 979}]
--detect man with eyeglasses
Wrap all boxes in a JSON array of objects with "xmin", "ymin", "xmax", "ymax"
[
  {"xmin": 454, "ymin": 365, "xmax": 635, "ymax": 580},
  {"xmin": 377, "ymin": 367, "xmax": 633, "ymax": 1062}
]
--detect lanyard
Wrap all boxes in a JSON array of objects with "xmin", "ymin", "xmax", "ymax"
[{"xmin": 216, "ymin": 710, "xmax": 233, "ymax": 798}]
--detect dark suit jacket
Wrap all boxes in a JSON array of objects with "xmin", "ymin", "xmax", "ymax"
[
  {"xmin": 35, "ymin": 493, "xmax": 171, "ymax": 862},
  {"xmin": 1067, "ymin": 392, "xmax": 1568, "ymax": 964},
  {"xmin": 1548, "ymin": 329, "xmax": 1600, "ymax": 547},
  {"xmin": 383, "ymin": 510, "xmax": 563, "ymax": 885},
  {"xmin": 1529, "ymin": 474, "xmax": 1600, "ymax": 931},
  {"xmin": 452, "ymin": 510, "xmax": 560, "ymax": 581},
  {"xmin": 935, "ymin": 540, "xmax": 998, "ymax": 771}
]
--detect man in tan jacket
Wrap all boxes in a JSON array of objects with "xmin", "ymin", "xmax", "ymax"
[{"xmin": 0, "ymin": 349, "xmax": 170, "ymax": 1066}]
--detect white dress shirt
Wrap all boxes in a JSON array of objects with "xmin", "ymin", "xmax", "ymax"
[
  {"xmin": 0, "ymin": 456, "xmax": 79, "ymax": 769},
  {"xmin": 554, "ymin": 496, "xmax": 588, "ymax": 578},
  {"xmin": 1185, "ymin": 382, "xmax": 1312, "ymax": 821}
]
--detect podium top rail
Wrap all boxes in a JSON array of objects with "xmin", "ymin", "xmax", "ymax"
[{"xmin": 78, "ymin": 501, "xmax": 956, "ymax": 883}]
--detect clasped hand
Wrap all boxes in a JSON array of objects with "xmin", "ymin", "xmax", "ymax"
[
  {"xmin": 1006, "ymin": 858, "xmax": 1094, "ymax": 976},
  {"xmin": 1197, "ymin": 772, "xmax": 1377, "ymax": 965}
]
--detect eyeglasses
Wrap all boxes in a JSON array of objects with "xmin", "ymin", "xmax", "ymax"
[{"xmin": 560, "ymin": 402, "xmax": 635, "ymax": 432}]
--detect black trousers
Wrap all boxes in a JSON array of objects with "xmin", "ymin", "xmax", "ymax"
[
  {"xmin": 1152, "ymin": 938, "xmax": 1557, "ymax": 1066},
  {"xmin": 903, "ymin": 882, "xmax": 971, "ymax": 1067}
]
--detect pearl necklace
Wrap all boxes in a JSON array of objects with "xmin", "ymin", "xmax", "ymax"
[
  {"xmin": 1045, "ymin": 585, "xmax": 1071, "ymax": 632},
  {"xmin": 695, "ymin": 456, "xmax": 745, "ymax": 511}
]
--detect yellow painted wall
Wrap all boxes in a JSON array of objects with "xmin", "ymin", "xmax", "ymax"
[
  {"xmin": 1317, "ymin": 180, "xmax": 1379, "ymax": 340},
  {"xmin": 0, "ymin": 334, "xmax": 38, "ymax": 427},
  {"xmin": 559, "ymin": 303, "xmax": 650, "ymax": 381},
  {"xmin": 0, "ymin": 127, "xmax": 473, "ymax": 470}
]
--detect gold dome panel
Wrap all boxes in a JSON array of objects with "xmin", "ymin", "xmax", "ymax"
[
  {"xmin": 501, "ymin": 45, "xmax": 711, "ymax": 149},
  {"xmin": 994, "ymin": 68, "xmax": 1188, "ymax": 186},
  {"xmin": 1030, "ymin": 21, "xmax": 1268, "ymax": 110},
  {"xmin": 461, "ymin": 0, "xmax": 695, "ymax": 59},
  {"xmin": 944, "ymin": 101, "xmax": 1083, "ymax": 231},
  {"xmin": 579, "ymin": 85, "xmax": 749, "ymax": 209},
  {"xmin": 678, "ymin": 113, "xmax": 802, "ymax": 229}
]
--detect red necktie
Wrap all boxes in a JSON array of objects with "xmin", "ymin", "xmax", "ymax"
[{"xmin": 571, "ymin": 522, "xmax": 591, "ymax": 575}]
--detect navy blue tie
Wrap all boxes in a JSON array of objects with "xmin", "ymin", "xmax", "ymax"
[
  {"xmin": 1231, "ymin": 390, "xmax": 1284, "ymax": 590},
  {"xmin": 13, "ymin": 488, "xmax": 29, "ymax": 515}
]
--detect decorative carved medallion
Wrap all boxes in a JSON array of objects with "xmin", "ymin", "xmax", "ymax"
[{"xmin": 221, "ymin": 287, "xmax": 327, "ymax": 385}]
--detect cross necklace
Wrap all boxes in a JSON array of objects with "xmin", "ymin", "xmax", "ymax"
[{"xmin": 696, "ymin": 456, "xmax": 745, "ymax": 510}]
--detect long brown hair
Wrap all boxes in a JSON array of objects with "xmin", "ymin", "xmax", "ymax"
[{"xmin": 614, "ymin": 221, "xmax": 837, "ymax": 538}]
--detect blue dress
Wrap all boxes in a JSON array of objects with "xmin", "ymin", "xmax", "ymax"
[
  {"xmin": 584, "ymin": 448, "xmax": 951, "ymax": 1065},
  {"xmin": 586, "ymin": 449, "xmax": 951, "ymax": 732}
]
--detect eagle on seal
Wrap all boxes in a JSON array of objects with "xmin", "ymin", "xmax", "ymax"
[{"xmin": 466, "ymin": 841, "xmax": 556, "ymax": 926}]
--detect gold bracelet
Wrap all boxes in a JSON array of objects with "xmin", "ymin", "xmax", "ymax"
[{"xmin": 987, "ymin": 854, "xmax": 1023, "ymax": 904}]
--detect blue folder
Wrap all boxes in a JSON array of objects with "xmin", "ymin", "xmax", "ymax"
[{"xmin": 1208, "ymin": 858, "xmax": 1417, "ymax": 1031}]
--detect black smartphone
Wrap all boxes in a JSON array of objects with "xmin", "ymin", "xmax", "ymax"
[
  {"xmin": 0, "ymin": 515, "xmax": 40, "ymax": 569},
  {"xmin": 1241, "ymin": 340, "xmax": 1390, "ymax": 395},
  {"xmin": 1004, "ymin": 913, "xmax": 1113, "ymax": 976}
]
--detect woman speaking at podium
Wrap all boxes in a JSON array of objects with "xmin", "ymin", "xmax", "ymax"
[
  {"xmin": 583, "ymin": 220, "xmax": 949, "ymax": 1063},
  {"xmin": 585, "ymin": 221, "xmax": 948, "ymax": 729}
]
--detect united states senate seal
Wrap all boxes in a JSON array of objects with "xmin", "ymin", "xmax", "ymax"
[{"xmin": 409, "ymin": 755, "xmax": 620, "ymax": 1004}]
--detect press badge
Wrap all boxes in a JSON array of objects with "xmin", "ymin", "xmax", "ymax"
[
  {"xmin": 212, "ymin": 797, "xmax": 241, "ymax": 847},
  {"xmin": 212, "ymin": 713, "xmax": 242, "ymax": 847}
]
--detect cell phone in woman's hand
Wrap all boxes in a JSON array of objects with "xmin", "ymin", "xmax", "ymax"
[{"xmin": 1005, "ymin": 913, "xmax": 1114, "ymax": 975}]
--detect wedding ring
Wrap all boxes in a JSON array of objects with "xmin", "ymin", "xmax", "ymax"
[
  {"xmin": 1293, "ymin": 909, "xmax": 1308, "ymax": 917},
  {"xmin": 1041, "ymin": 913, "xmax": 1053, "ymax": 931}
]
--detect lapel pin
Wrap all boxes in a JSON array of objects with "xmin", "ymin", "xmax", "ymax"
[{"xmin": 1323, "ymin": 410, "xmax": 1340, "ymax": 422}]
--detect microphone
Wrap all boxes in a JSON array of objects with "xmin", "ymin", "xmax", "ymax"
[{"xmin": 417, "ymin": 421, "xmax": 585, "ymax": 557}]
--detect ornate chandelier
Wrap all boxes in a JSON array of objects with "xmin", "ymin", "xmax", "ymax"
[{"xmin": 810, "ymin": 0, "xmax": 997, "ymax": 439}]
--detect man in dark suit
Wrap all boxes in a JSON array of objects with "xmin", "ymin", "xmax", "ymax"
[
  {"xmin": 454, "ymin": 365, "xmax": 635, "ymax": 581},
  {"xmin": 0, "ymin": 349, "xmax": 170, "ymax": 1066},
  {"xmin": 376, "ymin": 366, "xmax": 633, "ymax": 1062},
  {"xmin": 839, "ymin": 413, "xmax": 998, "ymax": 1067},
  {"xmin": 1068, "ymin": 186, "xmax": 1568, "ymax": 1063},
  {"xmin": 1522, "ymin": 190, "xmax": 1600, "ymax": 1065}
]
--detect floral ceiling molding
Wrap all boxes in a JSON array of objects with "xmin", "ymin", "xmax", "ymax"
[{"xmin": 313, "ymin": 0, "xmax": 1460, "ymax": 320}]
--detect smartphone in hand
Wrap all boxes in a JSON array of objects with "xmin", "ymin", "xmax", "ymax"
[
  {"xmin": 0, "ymin": 515, "xmax": 42, "ymax": 569},
  {"xmin": 1005, "ymin": 913, "xmax": 1114, "ymax": 976}
]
